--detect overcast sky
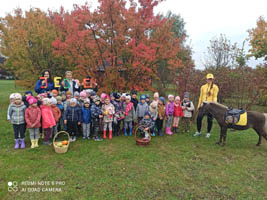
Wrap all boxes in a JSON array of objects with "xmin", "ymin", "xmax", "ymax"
[{"xmin": 0, "ymin": 0, "xmax": 266, "ymax": 69}]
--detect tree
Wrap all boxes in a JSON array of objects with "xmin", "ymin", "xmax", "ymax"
[
  {"xmin": 51, "ymin": 0, "xmax": 185, "ymax": 92},
  {"xmin": 248, "ymin": 16, "xmax": 267, "ymax": 61},
  {"xmin": 203, "ymin": 34, "xmax": 240, "ymax": 69},
  {"xmin": 0, "ymin": 8, "xmax": 67, "ymax": 87}
]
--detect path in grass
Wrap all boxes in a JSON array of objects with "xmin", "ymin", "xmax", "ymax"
[{"xmin": 0, "ymin": 80, "xmax": 267, "ymax": 200}]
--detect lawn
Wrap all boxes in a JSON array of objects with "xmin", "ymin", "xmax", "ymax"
[{"xmin": 0, "ymin": 80, "xmax": 267, "ymax": 200}]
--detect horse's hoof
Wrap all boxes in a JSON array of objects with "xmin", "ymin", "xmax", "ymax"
[
  {"xmin": 216, "ymin": 141, "xmax": 221, "ymax": 145},
  {"xmin": 256, "ymin": 143, "xmax": 261, "ymax": 146}
]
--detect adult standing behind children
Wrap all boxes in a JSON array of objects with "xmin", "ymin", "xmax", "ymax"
[
  {"xmin": 194, "ymin": 73, "xmax": 219, "ymax": 138},
  {"xmin": 35, "ymin": 70, "xmax": 55, "ymax": 94},
  {"xmin": 60, "ymin": 71, "xmax": 80, "ymax": 96}
]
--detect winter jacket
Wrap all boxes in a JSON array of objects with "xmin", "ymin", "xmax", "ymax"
[
  {"xmin": 149, "ymin": 105, "xmax": 158, "ymax": 121},
  {"xmin": 123, "ymin": 102, "xmax": 136, "ymax": 122},
  {"xmin": 102, "ymin": 103, "xmax": 115, "ymax": 123},
  {"xmin": 181, "ymin": 100, "xmax": 195, "ymax": 118},
  {"xmin": 8, "ymin": 103, "xmax": 26, "ymax": 124},
  {"xmin": 91, "ymin": 103, "xmax": 102, "ymax": 119},
  {"xmin": 136, "ymin": 102, "xmax": 149, "ymax": 118},
  {"xmin": 64, "ymin": 106, "xmax": 81, "ymax": 122},
  {"xmin": 25, "ymin": 106, "xmax": 41, "ymax": 128},
  {"xmin": 131, "ymin": 98, "xmax": 139, "ymax": 110},
  {"xmin": 40, "ymin": 105, "xmax": 56, "ymax": 129},
  {"xmin": 174, "ymin": 103, "xmax": 184, "ymax": 117},
  {"xmin": 81, "ymin": 107, "xmax": 91, "ymax": 124},
  {"xmin": 7, "ymin": 104, "xmax": 12, "ymax": 121},
  {"xmin": 197, "ymin": 83, "xmax": 219, "ymax": 108},
  {"xmin": 51, "ymin": 105, "xmax": 62, "ymax": 123},
  {"xmin": 22, "ymin": 96, "xmax": 29, "ymax": 108},
  {"xmin": 56, "ymin": 103, "xmax": 64, "ymax": 113},
  {"xmin": 35, "ymin": 79, "xmax": 55, "ymax": 94},
  {"xmin": 157, "ymin": 104, "xmax": 165, "ymax": 120},
  {"xmin": 165, "ymin": 101, "xmax": 175, "ymax": 117},
  {"xmin": 139, "ymin": 117, "xmax": 154, "ymax": 131},
  {"xmin": 111, "ymin": 100, "xmax": 121, "ymax": 113}
]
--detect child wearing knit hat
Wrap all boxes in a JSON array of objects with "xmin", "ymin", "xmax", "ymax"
[
  {"xmin": 172, "ymin": 96, "xmax": 184, "ymax": 133},
  {"xmin": 25, "ymin": 96, "xmax": 41, "ymax": 148}
]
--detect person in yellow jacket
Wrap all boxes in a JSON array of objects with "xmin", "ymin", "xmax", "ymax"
[{"xmin": 194, "ymin": 73, "xmax": 219, "ymax": 138}]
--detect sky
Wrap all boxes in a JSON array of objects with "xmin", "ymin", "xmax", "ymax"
[{"xmin": 0, "ymin": 0, "xmax": 266, "ymax": 69}]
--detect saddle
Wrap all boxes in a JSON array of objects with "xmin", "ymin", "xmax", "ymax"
[{"xmin": 224, "ymin": 108, "xmax": 247, "ymax": 126}]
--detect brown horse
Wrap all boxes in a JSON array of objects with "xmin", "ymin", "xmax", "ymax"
[{"xmin": 198, "ymin": 102, "xmax": 267, "ymax": 146}]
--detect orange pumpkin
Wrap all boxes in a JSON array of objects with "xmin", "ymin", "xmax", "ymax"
[{"xmin": 62, "ymin": 140, "xmax": 68, "ymax": 145}]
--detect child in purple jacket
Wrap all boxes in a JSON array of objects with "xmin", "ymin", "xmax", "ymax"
[{"xmin": 165, "ymin": 94, "xmax": 175, "ymax": 135}]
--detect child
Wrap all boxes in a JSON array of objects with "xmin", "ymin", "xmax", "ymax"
[
  {"xmin": 7, "ymin": 93, "xmax": 15, "ymax": 122},
  {"xmin": 60, "ymin": 71, "xmax": 80, "ymax": 96},
  {"xmin": 50, "ymin": 97, "xmax": 62, "ymax": 138},
  {"xmin": 165, "ymin": 95, "xmax": 175, "ymax": 135},
  {"xmin": 111, "ymin": 93, "xmax": 121, "ymax": 136},
  {"xmin": 51, "ymin": 89, "xmax": 58, "ymax": 98},
  {"xmin": 181, "ymin": 92, "xmax": 195, "ymax": 132},
  {"xmin": 25, "ymin": 96, "xmax": 41, "ymax": 148},
  {"xmin": 79, "ymin": 90, "xmax": 87, "ymax": 107},
  {"xmin": 91, "ymin": 96, "xmax": 103, "ymax": 141},
  {"xmin": 151, "ymin": 92, "xmax": 159, "ymax": 106},
  {"xmin": 101, "ymin": 95, "xmax": 115, "ymax": 139},
  {"xmin": 136, "ymin": 95, "xmax": 148, "ymax": 122},
  {"xmin": 74, "ymin": 92, "xmax": 80, "ymax": 105},
  {"xmin": 40, "ymin": 98, "xmax": 56, "ymax": 145},
  {"xmin": 81, "ymin": 98, "xmax": 91, "ymax": 139},
  {"xmin": 149, "ymin": 101, "xmax": 158, "ymax": 136},
  {"xmin": 8, "ymin": 93, "xmax": 26, "ymax": 149},
  {"xmin": 56, "ymin": 96, "xmax": 64, "ymax": 131},
  {"xmin": 145, "ymin": 94, "xmax": 151, "ymax": 106},
  {"xmin": 64, "ymin": 98, "xmax": 81, "ymax": 142},
  {"xmin": 123, "ymin": 95, "xmax": 136, "ymax": 136},
  {"xmin": 156, "ymin": 97, "xmax": 165, "ymax": 136},
  {"xmin": 22, "ymin": 91, "xmax": 33, "ymax": 108},
  {"xmin": 131, "ymin": 90, "xmax": 139, "ymax": 110},
  {"xmin": 139, "ymin": 111, "xmax": 154, "ymax": 139},
  {"xmin": 173, "ymin": 96, "xmax": 184, "ymax": 133}
]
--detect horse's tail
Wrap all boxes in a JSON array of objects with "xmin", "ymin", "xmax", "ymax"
[{"xmin": 263, "ymin": 114, "xmax": 267, "ymax": 141}]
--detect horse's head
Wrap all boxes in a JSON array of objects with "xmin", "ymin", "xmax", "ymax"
[{"xmin": 198, "ymin": 101, "xmax": 211, "ymax": 117}]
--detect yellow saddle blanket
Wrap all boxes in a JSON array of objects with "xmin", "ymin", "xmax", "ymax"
[{"xmin": 235, "ymin": 112, "xmax": 247, "ymax": 126}]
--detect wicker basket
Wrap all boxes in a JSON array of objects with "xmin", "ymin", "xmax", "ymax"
[
  {"xmin": 134, "ymin": 125, "xmax": 151, "ymax": 146},
  {"xmin": 53, "ymin": 131, "xmax": 70, "ymax": 154}
]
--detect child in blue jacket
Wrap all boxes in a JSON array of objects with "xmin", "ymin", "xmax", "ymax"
[{"xmin": 81, "ymin": 99, "xmax": 91, "ymax": 139}]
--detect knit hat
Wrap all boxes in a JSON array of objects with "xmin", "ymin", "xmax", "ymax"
[
  {"xmin": 9, "ymin": 93, "xmax": 16, "ymax": 99},
  {"xmin": 24, "ymin": 91, "xmax": 33, "ymax": 96},
  {"xmin": 145, "ymin": 94, "xmax": 150, "ymax": 99},
  {"xmin": 70, "ymin": 98, "xmax": 77, "ymax": 104},
  {"xmin": 90, "ymin": 90, "xmax": 96, "ymax": 96},
  {"xmin": 85, "ymin": 89, "xmax": 93, "ymax": 94},
  {"xmin": 131, "ymin": 89, "xmax": 137, "ymax": 95},
  {"xmin": 100, "ymin": 93, "xmax": 107, "ymax": 100},
  {"xmin": 159, "ymin": 97, "xmax": 165, "ymax": 104},
  {"xmin": 168, "ymin": 94, "xmax": 174, "ymax": 100},
  {"xmin": 104, "ymin": 95, "xmax": 110, "ymax": 100},
  {"xmin": 50, "ymin": 97, "xmax": 57, "ymax": 105},
  {"xmin": 52, "ymin": 89, "xmax": 58, "ymax": 95},
  {"xmin": 175, "ymin": 96, "xmax": 180, "ymax": 101},
  {"xmin": 66, "ymin": 91, "xmax": 72, "ymax": 96},
  {"xmin": 14, "ymin": 93, "xmax": 22, "ymax": 100},
  {"xmin": 80, "ymin": 91, "xmax": 86, "ymax": 97},
  {"xmin": 144, "ymin": 111, "xmax": 151, "ymax": 117},
  {"xmin": 153, "ymin": 92, "xmax": 159, "ymax": 98},
  {"xmin": 84, "ymin": 98, "xmax": 90, "ymax": 104},
  {"xmin": 74, "ymin": 91, "xmax": 80, "ymax": 97},
  {"xmin": 121, "ymin": 93, "xmax": 127, "ymax": 98},
  {"xmin": 113, "ymin": 93, "xmax": 120, "ymax": 100},
  {"xmin": 93, "ymin": 96, "xmax": 101, "ymax": 103},
  {"xmin": 184, "ymin": 92, "xmax": 189, "ymax": 98},
  {"xmin": 27, "ymin": 96, "xmax": 37, "ymax": 105},
  {"xmin": 140, "ymin": 95, "xmax": 146, "ymax": 100},
  {"xmin": 42, "ymin": 98, "xmax": 50, "ymax": 105},
  {"xmin": 56, "ymin": 96, "xmax": 62, "ymax": 101},
  {"xmin": 125, "ymin": 95, "xmax": 131, "ymax": 100}
]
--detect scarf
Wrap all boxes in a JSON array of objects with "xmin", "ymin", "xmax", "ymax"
[{"xmin": 125, "ymin": 102, "xmax": 133, "ymax": 116}]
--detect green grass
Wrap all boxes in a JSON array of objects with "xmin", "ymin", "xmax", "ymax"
[{"xmin": 0, "ymin": 80, "xmax": 267, "ymax": 200}]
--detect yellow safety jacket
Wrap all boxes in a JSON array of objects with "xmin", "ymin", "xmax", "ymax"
[{"xmin": 197, "ymin": 83, "xmax": 219, "ymax": 108}]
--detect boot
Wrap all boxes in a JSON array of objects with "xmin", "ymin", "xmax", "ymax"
[
  {"xmin": 103, "ymin": 130, "xmax": 107, "ymax": 139},
  {"xmin": 20, "ymin": 138, "xmax": 25, "ymax": 149},
  {"xmin": 35, "ymin": 139, "xmax": 39, "ymax": 147},
  {"xmin": 31, "ymin": 140, "xmax": 35, "ymax": 148},
  {"xmin": 109, "ymin": 130, "xmax": 112, "ymax": 139},
  {"xmin": 158, "ymin": 129, "xmax": 163, "ymax": 136},
  {"xmin": 129, "ymin": 128, "xmax": 132, "ymax": 136},
  {"xmin": 14, "ymin": 139, "xmax": 19, "ymax": 149},
  {"xmin": 124, "ymin": 128, "xmax": 128, "ymax": 136},
  {"xmin": 169, "ymin": 127, "xmax": 173, "ymax": 135}
]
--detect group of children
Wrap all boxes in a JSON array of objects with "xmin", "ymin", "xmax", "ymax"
[{"xmin": 7, "ymin": 87, "xmax": 195, "ymax": 149}]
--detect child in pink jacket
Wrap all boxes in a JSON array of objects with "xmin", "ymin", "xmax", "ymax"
[
  {"xmin": 40, "ymin": 98, "xmax": 56, "ymax": 145},
  {"xmin": 25, "ymin": 96, "xmax": 41, "ymax": 148}
]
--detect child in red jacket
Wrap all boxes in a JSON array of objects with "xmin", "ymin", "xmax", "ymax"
[
  {"xmin": 50, "ymin": 97, "xmax": 61, "ymax": 138},
  {"xmin": 173, "ymin": 96, "xmax": 184, "ymax": 133},
  {"xmin": 25, "ymin": 96, "xmax": 41, "ymax": 148},
  {"xmin": 40, "ymin": 98, "xmax": 56, "ymax": 145}
]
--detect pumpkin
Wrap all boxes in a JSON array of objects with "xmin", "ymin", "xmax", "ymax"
[{"xmin": 62, "ymin": 140, "xmax": 68, "ymax": 145}]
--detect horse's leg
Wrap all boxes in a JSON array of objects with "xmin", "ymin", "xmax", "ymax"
[
  {"xmin": 216, "ymin": 127, "xmax": 226, "ymax": 145},
  {"xmin": 222, "ymin": 128, "xmax": 228, "ymax": 146},
  {"xmin": 254, "ymin": 128, "xmax": 262, "ymax": 146}
]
